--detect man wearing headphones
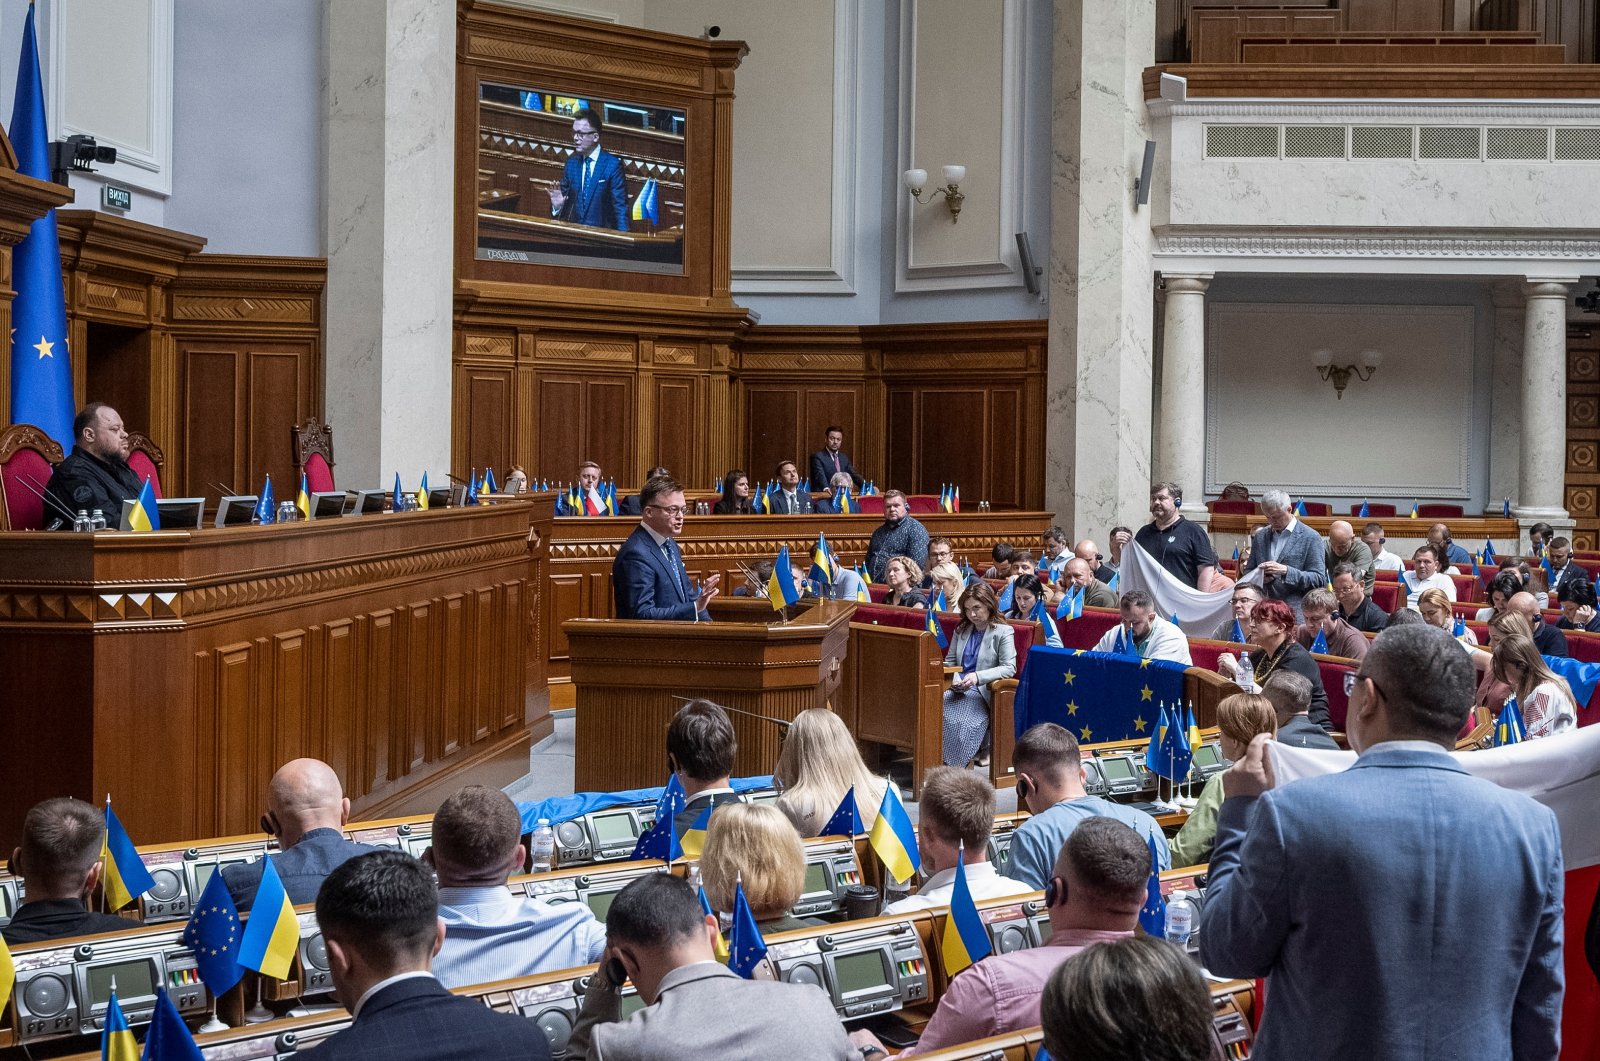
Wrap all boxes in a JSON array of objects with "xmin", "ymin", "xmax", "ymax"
[
  {"xmin": 849, "ymin": 817, "xmax": 1145, "ymax": 1057},
  {"xmin": 1133, "ymin": 481, "xmax": 1217, "ymax": 590}
]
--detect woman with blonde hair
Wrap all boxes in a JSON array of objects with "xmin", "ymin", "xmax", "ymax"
[
  {"xmin": 1490, "ymin": 630, "xmax": 1578, "ymax": 738},
  {"xmin": 882, "ymin": 555, "xmax": 927, "ymax": 609},
  {"xmin": 774, "ymin": 708, "xmax": 894, "ymax": 836},
  {"xmin": 927, "ymin": 561, "xmax": 964, "ymax": 610},
  {"xmin": 698, "ymin": 802, "xmax": 822, "ymax": 933},
  {"xmin": 1417, "ymin": 587, "xmax": 1477, "ymax": 653},
  {"xmin": 1168, "ymin": 693, "xmax": 1277, "ymax": 867}
]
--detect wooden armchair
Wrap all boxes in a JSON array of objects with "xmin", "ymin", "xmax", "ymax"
[
  {"xmin": 126, "ymin": 431, "xmax": 165, "ymax": 498},
  {"xmin": 0, "ymin": 423, "xmax": 65, "ymax": 530},
  {"xmin": 293, "ymin": 416, "xmax": 336, "ymax": 492}
]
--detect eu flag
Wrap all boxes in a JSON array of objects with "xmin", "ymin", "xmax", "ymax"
[
  {"xmin": 1310, "ymin": 627, "xmax": 1329, "ymax": 655},
  {"xmin": 1013, "ymin": 647, "xmax": 1187, "ymax": 744},
  {"xmin": 7, "ymin": 6, "xmax": 74, "ymax": 449},
  {"xmin": 1357, "ymin": 500, "xmax": 1369, "ymax": 518},
  {"xmin": 997, "ymin": 580, "xmax": 1014, "ymax": 613},
  {"xmin": 631, "ymin": 803, "xmax": 681, "ymax": 862},
  {"xmin": 254, "ymin": 474, "xmax": 276, "ymax": 524},
  {"xmin": 392, "ymin": 473, "xmax": 404, "ymax": 511},
  {"xmin": 655, "ymin": 772, "xmax": 687, "ymax": 821},
  {"xmin": 1156, "ymin": 705, "xmax": 1193, "ymax": 782},
  {"xmin": 1138, "ymin": 832, "xmax": 1166, "ymax": 936},
  {"xmin": 464, "ymin": 469, "xmax": 479, "ymax": 506},
  {"xmin": 940, "ymin": 846, "xmax": 992, "ymax": 976},
  {"xmin": 1229, "ymin": 618, "xmax": 1245, "ymax": 644},
  {"xmin": 1483, "ymin": 539, "xmax": 1497, "ymax": 566},
  {"xmin": 728, "ymin": 879, "xmax": 768, "ymax": 978},
  {"xmin": 181, "ymin": 865, "xmax": 243, "ymax": 995},
  {"xmin": 141, "ymin": 988, "xmax": 204, "ymax": 1061},
  {"xmin": 819, "ymin": 786, "xmax": 864, "ymax": 837}
]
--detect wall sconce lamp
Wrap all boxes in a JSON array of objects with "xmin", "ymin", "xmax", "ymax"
[
  {"xmin": 1312, "ymin": 348, "xmax": 1382, "ymax": 399},
  {"xmin": 904, "ymin": 165, "xmax": 966, "ymax": 222}
]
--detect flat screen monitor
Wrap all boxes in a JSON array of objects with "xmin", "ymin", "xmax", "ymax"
[
  {"xmin": 156, "ymin": 498, "xmax": 205, "ymax": 529},
  {"xmin": 431, "ymin": 487, "xmax": 453, "ymax": 509},
  {"xmin": 588, "ymin": 811, "xmax": 637, "ymax": 845},
  {"xmin": 586, "ymin": 888, "xmax": 620, "ymax": 921},
  {"xmin": 1193, "ymin": 744, "xmax": 1223, "ymax": 769},
  {"xmin": 351, "ymin": 490, "xmax": 387, "ymax": 515},
  {"xmin": 310, "ymin": 492, "xmax": 346, "ymax": 519},
  {"xmin": 801, "ymin": 860, "xmax": 831, "ymax": 898},
  {"xmin": 215, "ymin": 495, "xmax": 258, "ymax": 527},
  {"xmin": 189, "ymin": 855, "xmax": 255, "ymax": 897},
  {"xmin": 827, "ymin": 948, "xmax": 894, "ymax": 1005},
  {"xmin": 0, "ymin": 881, "xmax": 15, "ymax": 918},
  {"xmin": 1099, "ymin": 756, "xmax": 1136, "ymax": 782},
  {"xmin": 81, "ymin": 956, "xmax": 158, "ymax": 1010}
]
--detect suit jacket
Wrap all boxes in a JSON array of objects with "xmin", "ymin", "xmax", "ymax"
[
  {"xmin": 618, "ymin": 493, "xmax": 643, "ymax": 517},
  {"xmin": 1547, "ymin": 561, "xmax": 1585, "ymax": 600},
  {"xmin": 300, "ymin": 976, "xmax": 550, "ymax": 1061},
  {"xmin": 568, "ymin": 961, "xmax": 855, "ymax": 1061},
  {"xmin": 557, "ymin": 149, "xmax": 628, "ymax": 231},
  {"xmin": 769, "ymin": 489, "xmax": 813, "ymax": 515},
  {"xmin": 1243, "ymin": 522, "xmax": 1328, "ymax": 618},
  {"xmin": 944, "ymin": 622, "xmax": 1017, "ymax": 706},
  {"xmin": 222, "ymin": 829, "xmax": 381, "ymax": 911},
  {"xmin": 807, "ymin": 449, "xmax": 861, "ymax": 493},
  {"xmin": 1200, "ymin": 745, "xmax": 1564, "ymax": 1061},
  {"xmin": 612, "ymin": 525, "xmax": 696, "ymax": 621}
]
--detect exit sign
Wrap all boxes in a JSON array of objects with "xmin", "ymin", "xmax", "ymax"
[{"xmin": 102, "ymin": 184, "xmax": 132, "ymax": 211}]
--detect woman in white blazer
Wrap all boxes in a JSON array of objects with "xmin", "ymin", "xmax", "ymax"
[{"xmin": 942, "ymin": 581, "xmax": 1017, "ymax": 767}]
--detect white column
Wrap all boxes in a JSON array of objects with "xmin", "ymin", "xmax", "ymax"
[
  {"xmin": 1046, "ymin": 0, "xmax": 1157, "ymax": 539},
  {"xmin": 323, "ymin": 0, "xmax": 455, "ymax": 486},
  {"xmin": 1514, "ymin": 278, "xmax": 1574, "ymax": 522},
  {"xmin": 1157, "ymin": 273, "xmax": 1211, "ymax": 517},
  {"xmin": 1487, "ymin": 281, "xmax": 1524, "ymax": 509}
]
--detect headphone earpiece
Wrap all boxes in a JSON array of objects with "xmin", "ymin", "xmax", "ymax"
[{"xmin": 1044, "ymin": 875, "xmax": 1067, "ymax": 908}]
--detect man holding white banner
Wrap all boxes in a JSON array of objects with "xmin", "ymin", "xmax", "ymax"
[
  {"xmin": 1119, "ymin": 542, "xmax": 1266, "ymax": 638},
  {"xmin": 1199, "ymin": 625, "xmax": 1565, "ymax": 1060}
]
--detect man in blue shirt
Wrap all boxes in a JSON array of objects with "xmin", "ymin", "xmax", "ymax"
[
  {"xmin": 425, "ymin": 785, "xmax": 605, "ymax": 989},
  {"xmin": 1002, "ymin": 724, "xmax": 1169, "ymax": 890}
]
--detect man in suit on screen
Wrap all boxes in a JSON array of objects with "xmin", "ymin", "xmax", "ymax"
[
  {"xmin": 613, "ymin": 476, "xmax": 718, "ymax": 621},
  {"xmin": 548, "ymin": 107, "xmax": 628, "ymax": 232}
]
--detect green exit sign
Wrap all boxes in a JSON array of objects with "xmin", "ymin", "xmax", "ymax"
[{"xmin": 101, "ymin": 184, "xmax": 132, "ymax": 211}]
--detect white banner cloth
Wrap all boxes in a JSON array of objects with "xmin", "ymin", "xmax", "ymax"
[{"xmin": 1118, "ymin": 542, "xmax": 1266, "ymax": 638}]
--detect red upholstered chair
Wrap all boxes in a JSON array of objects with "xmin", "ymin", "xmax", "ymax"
[
  {"xmin": 868, "ymin": 583, "xmax": 892, "ymax": 603},
  {"xmin": 1465, "ymin": 620, "xmax": 1489, "ymax": 643},
  {"xmin": 1207, "ymin": 500, "xmax": 1258, "ymax": 515},
  {"xmin": 1416, "ymin": 504, "xmax": 1464, "ymax": 518},
  {"xmin": 1298, "ymin": 502, "xmax": 1332, "ymax": 516},
  {"xmin": 1568, "ymin": 632, "xmax": 1600, "ymax": 666},
  {"xmin": 293, "ymin": 417, "xmax": 336, "ymax": 493},
  {"xmin": 857, "ymin": 496, "xmax": 885, "ymax": 515},
  {"xmin": 1350, "ymin": 503, "xmax": 1398, "ymax": 517},
  {"xmin": 125, "ymin": 432, "xmax": 164, "ymax": 499},
  {"xmin": 1188, "ymin": 638, "xmax": 1257, "ymax": 673},
  {"xmin": 1370, "ymin": 581, "xmax": 1403, "ymax": 614},
  {"xmin": 905, "ymin": 494, "xmax": 940, "ymax": 515},
  {"xmin": 1449, "ymin": 601, "xmax": 1481, "ymax": 621},
  {"xmin": 0, "ymin": 423, "xmax": 65, "ymax": 531},
  {"xmin": 1312, "ymin": 654, "xmax": 1358, "ymax": 731},
  {"xmin": 850, "ymin": 602, "xmax": 926, "ymax": 633},
  {"xmin": 1055, "ymin": 606, "xmax": 1122, "ymax": 650},
  {"xmin": 1448, "ymin": 572, "xmax": 1483, "ymax": 603},
  {"xmin": 1374, "ymin": 568, "xmax": 1400, "ymax": 581}
]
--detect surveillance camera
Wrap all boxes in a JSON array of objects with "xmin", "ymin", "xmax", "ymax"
[{"xmin": 703, "ymin": 24, "xmax": 721, "ymax": 38}]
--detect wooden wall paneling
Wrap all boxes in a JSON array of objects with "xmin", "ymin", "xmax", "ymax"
[
  {"xmin": 404, "ymin": 602, "xmax": 433, "ymax": 773},
  {"xmin": 366, "ymin": 609, "xmax": 397, "ymax": 793},
  {"xmin": 1542, "ymin": 0, "xmax": 1599, "ymax": 62},
  {"xmin": 886, "ymin": 389, "xmax": 917, "ymax": 494},
  {"xmin": 180, "ymin": 345, "xmax": 242, "ymax": 499},
  {"xmin": 538, "ymin": 377, "xmax": 584, "ymax": 481},
  {"xmin": 248, "ymin": 346, "xmax": 309, "ymax": 499},
  {"xmin": 988, "ymin": 386, "xmax": 1024, "ymax": 510},
  {"xmin": 269, "ymin": 631, "xmax": 310, "ymax": 775},
  {"xmin": 504, "ymin": 578, "xmax": 529, "ymax": 733},
  {"xmin": 1345, "ymin": 0, "xmax": 1457, "ymax": 31},
  {"xmin": 586, "ymin": 377, "xmax": 634, "ymax": 483},
  {"xmin": 441, "ymin": 593, "xmax": 467, "ymax": 758},
  {"xmin": 652, "ymin": 374, "xmax": 697, "ymax": 484},
  {"xmin": 744, "ymin": 386, "xmax": 802, "ymax": 482},
  {"xmin": 209, "ymin": 643, "xmax": 257, "ymax": 838},
  {"xmin": 321, "ymin": 619, "xmax": 359, "ymax": 798},
  {"xmin": 456, "ymin": 362, "xmax": 515, "ymax": 482}
]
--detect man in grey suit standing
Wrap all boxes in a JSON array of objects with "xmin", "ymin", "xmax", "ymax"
[
  {"xmin": 566, "ymin": 873, "xmax": 856, "ymax": 1060},
  {"xmin": 1201, "ymin": 624, "xmax": 1564, "ymax": 1061},
  {"xmin": 1242, "ymin": 489, "xmax": 1327, "ymax": 620}
]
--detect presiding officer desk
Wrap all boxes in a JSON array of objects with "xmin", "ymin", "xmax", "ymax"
[{"xmin": 0, "ymin": 499, "xmax": 553, "ymax": 850}]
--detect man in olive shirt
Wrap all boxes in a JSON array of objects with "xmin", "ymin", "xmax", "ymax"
[
  {"xmin": 1324, "ymin": 521, "xmax": 1374, "ymax": 593},
  {"xmin": 1063, "ymin": 557, "xmax": 1118, "ymax": 608}
]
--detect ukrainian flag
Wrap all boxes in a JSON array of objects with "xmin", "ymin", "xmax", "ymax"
[
  {"xmin": 417, "ymin": 472, "xmax": 431, "ymax": 511},
  {"xmin": 767, "ymin": 546, "xmax": 801, "ymax": 609},
  {"xmin": 295, "ymin": 472, "xmax": 311, "ymax": 520},
  {"xmin": 126, "ymin": 477, "xmax": 160, "ymax": 533},
  {"xmin": 940, "ymin": 845, "xmax": 992, "ymax": 976},
  {"xmin": 680, "ymin": 805, "xmax": 711, "ymax": 858},
  {"xmin": 237, "ymin": 858, "xmax": 301, "ymax": 980},
  {"xmin": 102, "ymin": 798, "xmax": 155, "ymax": 911},
  {"xmin": 100, "ymin": 989, "xmax": 138, "ymax": 1061},
  {"xmin": 868, "ymin": 785, "xmax": 920, "ymax": 884},
  {"xmin": 0, "ymin": 935, "xmax": 13, "ymax": 1019},
  {"xmin": 924, "ymin": 603, "xmax": 949, "ymax": 651},
  {"xmin": 1409, "ymin": 499, "xmax": 1419, "ymax": 519},
  {"xmin": 631, "ymin": 177, "xmax": 659, "ymax": 225},
  {"xmin": 1185, "ymin": 703, "xmax": 1200, "ymax": 752},
  {"xmin": 810, "ymin": 533, "xmax": 836, "ymax": 585}
]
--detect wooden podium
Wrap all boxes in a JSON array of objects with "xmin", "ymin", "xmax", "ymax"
[{"xmin": 565, "ymin": 598, "xmax": 854, "ymax": 791}]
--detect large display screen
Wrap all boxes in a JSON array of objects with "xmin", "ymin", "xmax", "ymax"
[
  {"xmin": 832, "ymin": 949, "xmax": 892, "ymax": 998},
  {"xmin": 590, "ymin": 813, "xmax": 636, "ymax": 844},
  {"xmin": 475, "ymin": 83, "xmax": 687, "ymax": 275},
  {"xmin": 85, "ymin": 958, "xmax": 157, "ymax": 1006}
]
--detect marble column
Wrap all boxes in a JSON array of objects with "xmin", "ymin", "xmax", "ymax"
[
  {"xmin": 1514, "ymin": 278, "xmax": 1574, "ymax": 523},
  {"xmin": 1157, "ymin": 273, "xmax": 1211, "ymax": 519},
  {"xmin": 1487, "ymin": 281, "xmax": 1524, "ymax": 509},
  {"xmin": 1047, "ymin": 0, "xmax": 1157, "ymax": 540},
  {"xmin": 323, "ymin": 0, "xmax": 455, "ymax": 485}
]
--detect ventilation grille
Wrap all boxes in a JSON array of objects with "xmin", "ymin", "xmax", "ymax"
[
  {"xmin": 1419, "ymin": 127, "xmax": 1481, "ymax": 159},
  {"xmin": 1351, "ymin": 126, "xmax": 1413, "ymax": 159},
  {"xmin": 1486, "ymin": 127, "xmax": 1549, "ymax": 159},
  {"xmin": 1556, "ymin": 127, "xmax": 1600, "ymax": 160},
  {"xmin": 1284, "ymin": 126, "xmax": 1345, "ymax": 158},
  {"xmin": 1205, "ymin": 125, "xmax": 1279, "ymax": 157}
]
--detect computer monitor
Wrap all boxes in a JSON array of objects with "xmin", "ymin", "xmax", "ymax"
[
  {"xmin": 350, "ymin": 490, "xmax": 387, "ymax": 515},
  {"xmin": 823, "ymin": 947, "xmax": 896, "ymax": 1009},
  {"xmin": 430, "ymin": 486, "xmax": 452, "ymax": 509},
  {"xmin": 310, "ymin": 492, "xmax": 346, "ymax": 519},
  {"xmin": 79, "ymin": 955, "xmax": 158, "ymax": 1015},
  {"xmin": 156, "ymin": 498, "xmax": 205, "ymax": 529},
  {"xmin": 1192, "ymin": 744, "xmax": 1223, "ymax": 769},
  {"xmin": 215, "ymin": 495, "xmax": 258, "ymax": 527}
]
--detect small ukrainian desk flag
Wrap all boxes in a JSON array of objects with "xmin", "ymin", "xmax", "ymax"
[
  {"xmin": 127, "ymin": 477, "xmax": 160, "ymax": 533},
  {"xmin": 103, "ymin": 797, "xmax": 155, "ymax": 911},
  {"xmin": 940, "ymin": 845, "xmax": 992, "ymax": 977},
  {"xmin": 237, "ymin": 859, "xmax": 301, "ymax": 981},
  {"xmin": 295, "ymin": 472, "xmax": 311, "ymax": 520},
  {"xmin": 868, "ymin": 785, "xmax": 920, "ymax": 884},
  {"xmin": 100, "ymin": 987, "xmax": 138, "ymax": 1061},
  {"xmin": 767, "ymin": 545, "xmax": 801, "ymax": 608},
  {"xmin": 680, "ymin": 805, "xmax": 711, "ymax": 859}
]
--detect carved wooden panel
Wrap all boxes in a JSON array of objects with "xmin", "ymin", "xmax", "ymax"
[
  {"xmin": 456, "ymin": 363, "xmax": 515, "ymax": 485},
  {"xmin": 652, "ymin": 377, "xmax": 696, "ymax": 484},
  {"xmin": 1568, "ymin": 329, "xmax": 1599, "ymax": 551}
]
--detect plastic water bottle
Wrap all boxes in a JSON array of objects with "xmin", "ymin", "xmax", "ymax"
[
  {"xmin": 73, "ymin": 509, "xmax": 90, "ymax": 533},
  {"xmin": 530, "ymin": 818, "xmax": 555, "ymax": 873},
  {"xmin": 89, "ymin": 508, "xmax": 108, "ymax": 531},
  {"xmin": 1235, "ymin": 652, "xmax": 1255, "ymax": 692},
  {"xmin": 1165, "ymin": 889, "xmax": 1197, "ymax": 949}
]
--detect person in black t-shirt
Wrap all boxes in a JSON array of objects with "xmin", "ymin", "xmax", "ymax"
[
  {"xmin": 1331, "ymin": 564, "xmax": 1389, "ymax": 633},
  {"xmin": 3, "ymin": 798, "xmax": 132, "ymax": 945},
  {"xmin": 1132, "ymin": 481, "xmax": 1218, "ymax": 589},
  {"xmin": 43, "ymin": 402, "xmax": 142, "ymax": 528}
]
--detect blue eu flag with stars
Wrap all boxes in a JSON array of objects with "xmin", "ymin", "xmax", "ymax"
[
  {"xmin": 1012, "ymin": 647, "xmax": 1187, "ymax": 745},
  {"xmin": 7, "ymin": 7, "xmax": 74, "ymax": 449},
  {"xmin": 728, "ymin": 879, "xmax": 769, "ymax": 978},
  {"xmin": 1138, "ymin": 832, "xmax": 1167, "ymax": 936},
  {"xmin": 181, "ymin": 866, "xmax": 244, "ymax": 995}
]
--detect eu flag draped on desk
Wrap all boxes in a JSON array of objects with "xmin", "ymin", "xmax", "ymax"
[
  {"xmin": 1012, "ymin": 647, "xmax": 1188, "ymax": 744},
  {"xmin": 8, "ymin": 6, "xmax": 74, "ymax": 449}
]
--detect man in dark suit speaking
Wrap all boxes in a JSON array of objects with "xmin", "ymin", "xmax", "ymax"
[
  {"xmin": 613, "ymin": 476, "xmax": 719, "ymax": 620},
  {"xmin": 807, "ymin": 425, "xmax": 862, "ymax": 493},
  {"xmin": 548, "ymin": 107, "xmax": 628, "ymax": 232},
  {"xmin": 302, "ymin": 850, "xmax": 549, "ymax": 1061}
]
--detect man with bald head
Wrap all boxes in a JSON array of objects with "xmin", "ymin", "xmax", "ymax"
[
  {"xmin": 1072, "ymin": 540, "xmax": 1117, "ymax": 585},
  {"xmin": 1509, "ymin": 591, "xmax": 1568, "ymax": 658},
  {"xmin": 1324, "ymin": 521, "xmax": 1374, "ymax": 593},
  {"xmin": 223, "ymin": 758, "xmax": 380, "ymax": 910},
  {"xmin": 1063, "ymin": 557, "xmax": 1118, "ymax": 608}
]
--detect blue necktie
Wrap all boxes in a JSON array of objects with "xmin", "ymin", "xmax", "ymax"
[
  {"xmin": 582, "ymin": 157, "xmax": 593, "ymax": 200},
  {"xmin": 662, "ymin": 541, "xmax": 686, "ymax": 600}
]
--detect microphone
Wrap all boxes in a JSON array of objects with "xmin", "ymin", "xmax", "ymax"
[
  {"xmin": 210, "ymin": 481, "xmax": 238, "ymax": 497},
  {"xmin": 17, "ymin": 473, "xmax": 82, "ymax": 527},
  {"xmin": 671, "ymin": 695, "xmax": 791, "ymax": 731}
]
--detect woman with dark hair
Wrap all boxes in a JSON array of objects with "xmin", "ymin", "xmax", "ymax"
[
  {"xmin": 1557, "ymin": 577, "xmax": 1600, "ymax": 632},
  {"xmin": 1475, "ymin": 572, "xmax": 1524, "ymax": 622},
  {"xmin": 1217, "ymin": 599, "xmax": 1331, "ymax": 733},
  {"xmin": 1005, "ymin": 573, "xmax": 1063, "ymax": 648},
  {"xmin": 941, "ymin": 581, "xmax": 1016, "ymax": 767},
  {"xmin": 1040, "ymin": 937, "xmax": 1214, "ymax": 1061},
  {"xmin": 712, "ymin": 470, "xmax": 755, "ymax": 515}
]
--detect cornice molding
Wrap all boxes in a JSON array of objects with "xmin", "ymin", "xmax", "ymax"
[
  {"xmin": 1149, "ymin": 99, "xmax": 1600, "ymax": 121},
  {"xmin": 1154, "ymin": 229, "xmax": 1600, "ymax": 260}
]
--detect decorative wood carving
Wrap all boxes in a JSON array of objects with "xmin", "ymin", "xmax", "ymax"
[{"xmin": 0, "ymin": 420, "xmax": 64, "ymax": 465}]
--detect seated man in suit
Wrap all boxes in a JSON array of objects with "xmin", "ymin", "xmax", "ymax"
[
  {"xmin": 1243, "ymin": 489, "xmax": 1328, "ymax": 620},
  {"xmin": 223, "ymin": 758, "xmax": 379, "ymax": 911},
  {"xmin": 619, "ymin": 466, "xmax": 669, "ymax": 517},
  {"xmin": 1200, "ymin": 624, "xmax": 1563, "ymax": 1060},
  {"xmin": 565, "ymin": 873, "xmax": 856, "ymax": 1060},
  {"xmin": 769, "ymin": 460, "xmax": 813, "ymax": 514},
  {"xmin": 547, "ymin": 107, "xmax": 628, "ymax": 232},
  {"xmin": 1209, "ymin": 583, "xmax": 1264, "ymax": 642},
  {"xmin": 612, "ymin": 476, "xmax": 719, "ymax": 621},
  {"xmin": 426, "ymin": 786, "xmax": 606, "ymax": 988},
  {"xmin": 44, "ymin": 402, "xmax": 142, "ymax": 528},
  {"xmin": 1260, "ymin": 671, "xmax": 1339, "ymax": 751},
  {"xmin": 883, "ymin": 767, "xmax": 1032, "ymax": 914},
  {"xmin": 1545, "ymin": 536, "xmax": 1586, "ymax": 601},
  {"xmin": 575, "ymin": 460, "xmax": 608, "ymax": 516},
  {"xmin": 1091, "ymin": 589, "xmax": 1192, "ymax": 665},
  {"xmin": 807, "ymin": 425, "xmax": 862, "ymax": 494},
  {"xmin": 859, "ymin": 817, "xmax": 1145, "ymax": 1057},
  {"xmin": 669, "ymin": 699, "xmax": 746, "ymax": 838},
  {"xmin": 302, "ymin": 850, "xmax": 549, "ymax": 1061},
  {"xmin": 813, "ymin": 471, "xmax": 854, "ymax": 513},
  {"xmin": 2, "ymin": 797, "xmax": 134, "ymax": 944}
]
